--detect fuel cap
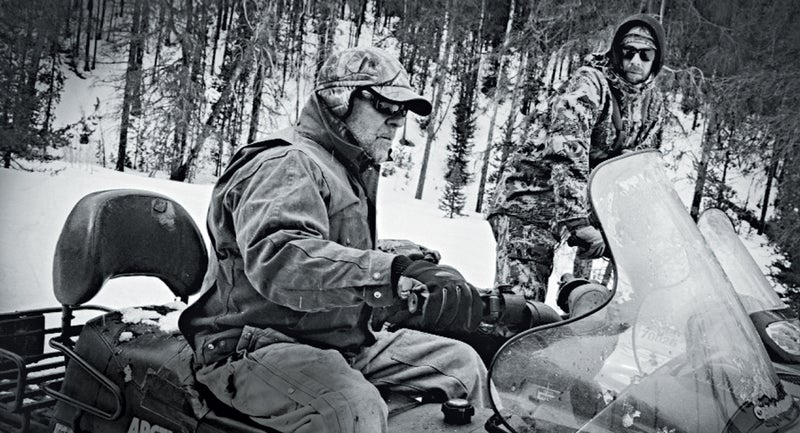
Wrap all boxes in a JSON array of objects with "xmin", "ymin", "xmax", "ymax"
[{"xmin": 442, "ymin": 398, "xmax": 474, "ymax": 425}]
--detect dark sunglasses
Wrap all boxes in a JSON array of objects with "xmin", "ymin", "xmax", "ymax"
[
  {"xmin": 620, "ymin": 46, "xmax": 656, "ymax": 62},
  {"xmin": 360, "ymin": 88, "xmax": 408, "ymax": 117}
]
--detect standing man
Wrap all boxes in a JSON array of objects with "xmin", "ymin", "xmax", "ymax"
[
  {"xmin": 488, "ymin": 14, "xmax": 667, "ymax": 301},
  {"xmin": 179, "ymin": 47, "xmax": 488, "ymax": 433}
]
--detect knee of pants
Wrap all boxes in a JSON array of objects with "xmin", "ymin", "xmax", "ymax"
[
  {"xmin": 440, "ymin": 339, "xmax": 487, "ymax": 391},
  {"xmin": 340, "ymin": 379, "xmax": 388, "ymax": 421}
]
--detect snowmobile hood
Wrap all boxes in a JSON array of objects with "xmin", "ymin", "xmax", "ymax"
[{"xmin": 488, "ymin": 151, "xmax": 799, "ymax": 433}]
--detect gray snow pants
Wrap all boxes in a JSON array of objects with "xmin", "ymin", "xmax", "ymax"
[{"xmin": 195, "ymin": 326, "xmax": 490, "ymax": 433}]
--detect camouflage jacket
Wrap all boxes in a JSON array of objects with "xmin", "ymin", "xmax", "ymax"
[{"xmin": 490, "ymin": 64, "xmax": 664, "ymax": 229}]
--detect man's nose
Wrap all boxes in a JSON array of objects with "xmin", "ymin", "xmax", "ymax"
[{"xmin": 386, "ymin": 114, "xmax": 404, "ymax": 128}]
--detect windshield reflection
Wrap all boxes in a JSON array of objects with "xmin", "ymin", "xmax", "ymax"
[
  {"xmin": 697, "ymin": 208, "xmax": 786, "ymax": 313},
  {"xmin": 488, "ymin": 151, "xmax": 788, "ymax": 433}
]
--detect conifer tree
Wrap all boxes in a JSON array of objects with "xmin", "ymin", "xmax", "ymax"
[{"xmin": 440, "ymin": 38, "xmax": 478, "ymax": 218}]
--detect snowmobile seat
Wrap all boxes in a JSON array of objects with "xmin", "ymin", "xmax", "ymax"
[
  {"xmin": 52, "ymin": 189, "xmax": 208, "ymax": 306},
  {"xmin": 45, "ymin": 189, "xmax": 279, "ymax": 431},
  {"xmin": 51, "ymin": 305, "xmax": 277, "ymax": 432}
]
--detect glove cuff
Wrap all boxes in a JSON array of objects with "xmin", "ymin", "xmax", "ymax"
[
  {"xmin": 564, "ymin": 217, "xmax": 590, "ymax": 232},
  {"xmin": 390, "ymin": 255, "xmax": 413, "ymax": 289}
]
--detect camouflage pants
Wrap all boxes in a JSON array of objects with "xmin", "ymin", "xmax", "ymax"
[{"xmin": 488, "ymin": 213, "xmax": 559, "ymax": 302}]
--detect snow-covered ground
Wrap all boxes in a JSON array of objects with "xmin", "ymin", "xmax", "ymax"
[
  {"xmin": 0, "ymin": 150, "xmax": 787, "ymax": 315},
  {"xmin": 0, "ymin": 161, "xmax": 501, "ymax": 312}
]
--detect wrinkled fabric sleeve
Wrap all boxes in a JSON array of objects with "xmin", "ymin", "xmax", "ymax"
[
  {"xmin": 229, "ymin": 150, "xmax": 396, "ymax": 312},
  {"xmin": 545, "ymin": 68, "xmax": 607, "ymax": 226},
  {"xmin": 636, "ymin": 90, "xmax": 665, "ymax": 151}
]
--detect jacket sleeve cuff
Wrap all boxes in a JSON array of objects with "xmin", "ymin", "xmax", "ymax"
[
  {"xmin": 390, "ymin": 255, "xmax": 413, "ymax": 288},
  {"xmin": 362, "ymin": 252, "xmax": 400, "ymax": 308},
  {"xmin": 563, "ymin": 217, "xmax": 590, "ymax": 232}
]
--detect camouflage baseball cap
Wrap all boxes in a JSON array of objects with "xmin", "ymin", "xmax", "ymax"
[{"xmin": 315, "ymin": 47, "xmax": 432, "ymax": 117}]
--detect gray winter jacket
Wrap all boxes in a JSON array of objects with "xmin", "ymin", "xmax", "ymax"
[{"xmin": 179, "ymin": 95, "xmax": 397, "ymax": 365}]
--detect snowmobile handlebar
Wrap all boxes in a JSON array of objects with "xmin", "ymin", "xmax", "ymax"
[{"xmin": 479, "ymin": 289, "xmax": 563, "ymax": 329}]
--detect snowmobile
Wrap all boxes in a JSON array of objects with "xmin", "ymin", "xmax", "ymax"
[
  {"xmin": 1, "ymin": 150, "xmax": 799, "ymax": 433},
  {"xmin": 0, "ymin": 186, "xmax": 557, "ymax": 433}
]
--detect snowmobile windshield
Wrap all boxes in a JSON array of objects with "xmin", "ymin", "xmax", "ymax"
[
  {"xmin": 697, "ymin": 208, "xmax": 787, "ymax": 313},
  {"xmin": 488, "ymin": 151, "xmax": 797, "ymax": 433}
]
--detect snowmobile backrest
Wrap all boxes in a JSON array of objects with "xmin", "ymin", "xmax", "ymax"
[{"xmin": 53, "ymin": 189, "xmax": 208, "ymax": 306}]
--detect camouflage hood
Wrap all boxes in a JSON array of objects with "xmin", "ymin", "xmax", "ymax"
[
  {"xmin": 315, "ymin": 47, "xmax": 432, "ymax": 118},
  {"xmin": 606, "ymin": 14, "xmax": 666, "ymax": 79}
]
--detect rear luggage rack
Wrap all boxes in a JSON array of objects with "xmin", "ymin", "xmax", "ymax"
[{"xmin": 0, "ymin": 305, "xmax": 111, "ymax": 433}]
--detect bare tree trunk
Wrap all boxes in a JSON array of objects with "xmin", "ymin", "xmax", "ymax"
[
  {"xmin": 84, "ymin": 0, "xmax": 93, "ymax": 71},
  {"xmin": 131, "ymin": 0, "xmax": 148, "ymax": 117},
  {"xmin": 116, "ymin": 0, "xmax": 144, "ymax": 171},
  {"xmin": 759, "ymin": 145, "xmax": 779, "ymax": 234},
  {"xmin": 43, "ymin": 41, "xmax": 60, "ymax": 134},
  {"xmin": 92, "ymin": 0, "xmax": 104, "ymax": 69},
  {"xmin": 690, "ymin": 105, "xmax": 715, "ymax": 220},
  {"xmin": 73, "ymin": 0, "xmax": 84, "ymax": 64},
  {"xmin": 717, "ymin": 149, "xmax": 729, "ymax": 205},
  {"xmin": 415, "ymin": 0, "xmax": 452, "ymax": 200},
  {"xmin": 151, "ymin": 1, "xmax": 166, "ymax": 83},
  {"xmin": 107, "ymin": 0, "xmax": 116, "ymax": 41},
  {"xmin": 398, "ymin": 0, "xmax": 408, "ymax": 63},
  {"xmin": 64, "ymin": 0, "xmax": 73, "ymax": 37},
  {"xmin": 475, "ymin": 0, "xmax": 514, "ymax": 212},
  {"xmin": 247, "ymin": 59, "xmax": 264, "ymax": 143},
  {"xmin": 352, "ymin": 0, "xmax": 367, "ymax": 47},
  {"xmin": 210, "ymin": 0, "xmax": 224, "ymax": 73},
  {"xmin": 97, "ymin": 0, "xmax": 107, "ymax": 40}
]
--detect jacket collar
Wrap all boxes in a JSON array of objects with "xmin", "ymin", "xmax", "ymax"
[{"xmin": 295, "ymin": 94, "xmax": 378, "ymax": 175}]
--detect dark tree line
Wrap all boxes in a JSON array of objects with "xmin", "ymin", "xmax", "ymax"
[{"xmin": 0, "ymin": 0, "xmax": 69, "ymax": 168}]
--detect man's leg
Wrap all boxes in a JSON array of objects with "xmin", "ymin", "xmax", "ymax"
[
  {"xmin": 489, "ymin": 213, "xmax": 557, "ymax": 302},
  {"xmin": 196, "ymin": 327, "xmax": 387, "ymax": 433},
  {"xmin": 353, "ymin": 328, "xmax": 490, "ymax": 408}
]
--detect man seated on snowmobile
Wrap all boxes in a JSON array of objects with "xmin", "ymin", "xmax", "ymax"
[
  {"xmin": 178, "ymin": 47, "xmax": 488, "ymax": 433},
  {"xmin": 488, "ymin": 13, "xmax": 667, "ymax": 301}
]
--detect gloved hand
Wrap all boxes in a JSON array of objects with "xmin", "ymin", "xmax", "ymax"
[
  {"xmin": 567, "ymin": 225, "xmax": 606, "ymax": 259},
  {"xmin": 395, "ymin": 260, "xmax": 483, "ymax": 333}
]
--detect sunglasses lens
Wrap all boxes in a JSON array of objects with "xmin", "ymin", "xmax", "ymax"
[
  {"xmin": 376, "ymin": 100, "xmax": 402, "ymax": 116},
  {"xmin": 621, "ymin": 47, "xmax": 655, "ymax": 62},
  {"xmin": 363, "ymin": 89, "xmax": 407, "ymax": 117}
]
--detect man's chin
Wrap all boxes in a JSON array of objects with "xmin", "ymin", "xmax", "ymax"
[{"xmin": 625, "ymin": 72, "xmax": 647, "ymax": 84}]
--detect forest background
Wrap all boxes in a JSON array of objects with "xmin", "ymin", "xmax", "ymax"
[{"xmin": 2, "ymin": 0, "xmax": 800, "ymax": 310}]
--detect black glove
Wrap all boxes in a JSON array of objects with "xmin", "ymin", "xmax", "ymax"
[
  {"xmin": 567, "ymin": 224, "xmax": 606, "ymax": 259},
  {"xmin": 395, "ymin": 260, "xmax": 483, "ymax": 333}
]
